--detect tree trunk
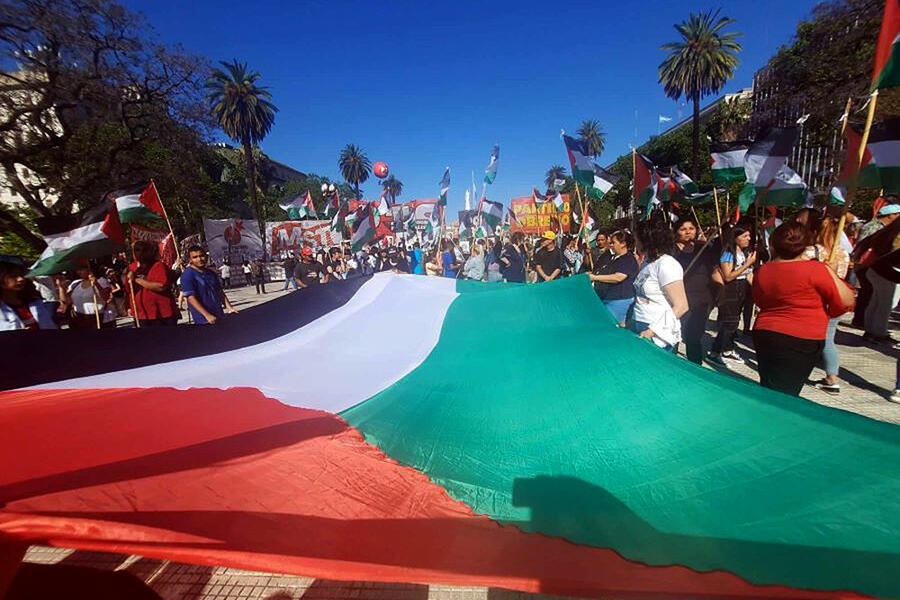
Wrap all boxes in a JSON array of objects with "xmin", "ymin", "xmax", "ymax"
[
  {"xmin": 355, "ymin": 181, "xmax": 360, "ymax": 201},
  {"xmin": 241, "ymin": 139, "xmax": 267, "ymax": 260},
  {"xmin": 691, "ymin": 94, "xmax": 701, "ymax": 180}
]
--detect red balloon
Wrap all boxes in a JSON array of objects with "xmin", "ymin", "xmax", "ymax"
[{"xmin": 373, "ymin": 162, "xmax": 389, "ymax": 178}]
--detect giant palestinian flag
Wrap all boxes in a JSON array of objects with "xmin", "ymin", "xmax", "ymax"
[
  {"xmin": 29, "ymin": 201, "xmax": 125, "ymax": 275},
  {"xmin": 3, "ymin": 275, "xmax": 900, "ymax": 600}
]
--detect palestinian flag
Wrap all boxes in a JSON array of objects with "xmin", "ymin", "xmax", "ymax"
[
  {"xmin": 324, "ymin": 188, "xmax": 341, "ymax": 218},
  {"xmin": 438, "ymin": 167, "xmax": 450, "ymax": 208},
  {"xmin": 739, "ymin": 166, "xmax": 811, "ymax": 211},
  {"xmin": 633, "ymin": 152, "xmax": 658, "ymax": 212},
  {"xmin": 552, "ymin": 191, "xmax": 565, "ymax": 211},
  {"xmin": 586, "ymin": 164, "xmax": 620, "ymax": 199},
  {"xmin": 830, "ymin": 186, "xmax": 847, "ymax": 205},
  {"xmin": 839, "ymin": 123, "xmax": 880, "ymax": 189},
  {"xmin": 745, "ymin": 127, "xmax": 798, "ymax": 189},
  {"xmin": 861, "ymin": 117, "xmax": 900, "ymax": 193},
  {"xmin": 873, "ymin": 0, "xmax": 900, "ymax": 89},
  {"xmin": 4, "ymin": 274, "xmax": 900, "ymax": 600},
  {"xmin": 374, "ymin": 192, "xmax": 391, "ymax": 218},
  {"xmin": 710, "ymin": 141, "xmax": 750, "ymax": 183},
  {"xmin": 672, "ymin": 166, "xmax": 698, "ymax": 194},
  {"xmin": 280, "ymin": 190, "xmax": 317, "ymax": 219},
  {"xmin": 484, "ymin": 144, "xmax": 500, "ymax": 184},
  {"xmin": 29, "ymin": 201, "xmax": 125, "ymax": 276},
  {"xmin": 478, "ymin": 198, "xmax": 504, "ymax": 231},
  {"xmin": 563, "ymin": 134, "xmax": 594, "ymax": 188},
  {"xmin": 110, "ymin": 181, "xmax": 165, "ymax": 223},
  {"xmin": 679, "ymin": 191, "xmax": 716, "ymax": 206},
  {"xmin": 329, "ymin": 202, "xmax": 349, "ymax": 236},
  {"xmin": 350, "ymin": 204, "xmax": 376, "ymax": 252}
]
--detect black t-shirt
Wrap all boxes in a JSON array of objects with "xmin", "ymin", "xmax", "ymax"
[
  {"xmin": 500, "ymin": 243, "xmax": 525, "ymax": 282},
  {"xmin": 591, "ymin": 248, "xmax": 613, "ymax": 272},
  {"xmin": 673, "ymin": 243, "xmax": 717, "ymax": 305},
  {"xmin": 293, "ymin": 260, "xmax": 323, "ymax": 286},
  {"xmin": 595, "ymin": 253, "xmax": 639, "ymax": 300},
  {"xmin": 534, "ymin": 246, "xmax": 562, "ymax": 280}
]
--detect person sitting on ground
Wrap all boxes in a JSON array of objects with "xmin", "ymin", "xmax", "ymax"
[
  {"xmin": 752, "ymin": 222, "xmax": 855, "ymax": 396},
  {"xmin": 0, "ymin": 258, "xmax": 57, "ymax": 331},
  {"xmin": 67, "ymin": 261, "xmax": 118, "ymax": 329},
  {"xmin": 127, "ymin": 241, "xmax": 179, "ymax": 326},
  {"xmin": 534, "ymin": 231, "xmax": 562, "ymax": 283},
  {"xmin": 499, "ymin": 232, "xmax": 526, "ymax": 283},
  {"xmin": 588, "ymin": 230, "xmax": 638, "ymax": 327},
  {"xmin": 631, "ymin": 217, "xmax": 688, "ymax": 350},
  {"xmin": 462, "ymin": 242, "xmax": 486, "ymax": 281},
  {"xmin": 180, "ymin": 245, "xmax": 237, "ymax": 325},
  {"xmin": 293, "ymin": 246, "xmax": 324, "ymax": 288},
  {"xmin": 708, "ymin": 226, "xmax": 756, "ymax": 366}
]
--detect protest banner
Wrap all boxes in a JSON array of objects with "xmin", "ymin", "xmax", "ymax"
[
  {"xmin": 266, "ymin": 220, "xmax": 344, "ymax": 256},
  {"xmin": 509, "ymin": 195, "xmax": 572, "ymax": 234},
  {"xmin": 202, "ymin": 218, "xmax": 265, "ymax": 266},
  {"xmin": 130, "ymin": 224, "xmax": 177, "ymax": 267}
]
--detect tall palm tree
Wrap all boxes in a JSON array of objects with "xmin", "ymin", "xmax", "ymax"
[
  {"xmin": 380, "ymin": 174, "xmax": 403, "ymax": 203},
  {"xmin": 206, "ymin": 59, "xmax": 278, "ymax": 249},
  {"xmin": 339, "ymin": 144, "xmax": 372, "ymax": 200},
  {"xmin": 659, "ymin": 10, "xmax": 742, "ymax": 178},
  {"xmin": 545, "ymin": 165, "xmax": 568, "ymax": 190},
  {"xmin": 576, "ymin": 120, "xmax": 605, "ymax": 157}
]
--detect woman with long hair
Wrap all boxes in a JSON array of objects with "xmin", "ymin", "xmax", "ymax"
[
  {"xmin": 0, "ymin": 259, "xmax": 58, "ymax": 330},
  {"xmin": 672, "ymin": 217, "xmax": 718, "ymax": 364},
  {"xmin": 708, "ymin": 226, "xmax": 756, "ymax": 366},
  {"xmin": 753, "ymin": 222, "xmax": 855, "ymax": 396},
  {"xmin": 631, "ymin": 217, "xmax": 689, "ymax": 350},
  {"xmin": 802, "ymin": 215, "xmax": 851, "ymax": 394},
  {"xmin": 588, "ymin": 230, "xmax": 638, "ymax": 326}
]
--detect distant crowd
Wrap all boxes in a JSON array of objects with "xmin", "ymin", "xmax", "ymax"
[{"xmin": 2, "ymin": 201, "xmax": 898, "ymax": 401}]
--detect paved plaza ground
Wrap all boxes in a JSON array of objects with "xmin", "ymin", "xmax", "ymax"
[{"xmin": 15, "ymin": 279, "xmax": 900, "ymax": 600}]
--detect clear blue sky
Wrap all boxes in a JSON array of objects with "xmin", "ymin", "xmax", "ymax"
[{"xmin": 123, "ymin": 0, "xmax": 819, "ymax": 216}]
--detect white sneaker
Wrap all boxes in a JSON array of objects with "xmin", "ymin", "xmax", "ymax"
[
  {"xmin": 890, "ymin": 390, "xmax": 900, "ymax": 404},
  {"xmin": 722, "ymin": 351, "xmax": 745, "ymax": 364},
  {"xmin": 706, "ymin": 353, "xmax": 728, "ymax": 367}
]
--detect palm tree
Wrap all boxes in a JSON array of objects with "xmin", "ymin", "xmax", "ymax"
[
  {"xmin": 545, "ymin": 165, "xmax": 567, "ymax": 190},
  {"xmin": 339, "ymin": 144, "xmax": 372, "ymax": 200},
  {"xmin": 206, "ymin": 60, "xmax": 277, "ymax": 250},
  {"xmin": 659, "ymin": 10, "xmax": 742, "ymax": 178},
  {"xmin": 576, "ymin": 120, "xmax": 605, "ymax": 157},
  {"xmin": 381, "ymin": 174, "xmax": 403, "ymax": 203}
]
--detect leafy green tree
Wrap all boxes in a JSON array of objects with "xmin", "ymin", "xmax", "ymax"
[
  {"xmin": 206, "ymin": 60, "xmax": 278, "ymax": 250},
  {"xmin": 576, "ymin": 120, "xmax": 606, "ymax": 157},
  {"xmin": 659, "ymin": 10, "xmax": 742, "ymax": 179},
  {"xmin": 545, "ymin": 165, "xmax": 568, "ymax": 190},
  {"xmin": 381, "ymin": 174, "xmax": 403, "ymax": 203},
  {"xmin": 339, "ymin": 144, "xmax": 372, "ymax": 200},
  {"xmin": 708, "ymin": 96, "xmax": 752, "ymax": 142}
]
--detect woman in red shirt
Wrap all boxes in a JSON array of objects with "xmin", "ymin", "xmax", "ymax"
[
  {"xmin": 752, "ymin": 222, "xmax": 855, "ymax": 396},
  {"xmin": 127, "ymin": 241, "xmax": 179, "ymax": 326}
]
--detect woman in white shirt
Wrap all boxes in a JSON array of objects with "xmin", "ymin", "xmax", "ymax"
[
  {"xmin": 67, "ymin": 264, "xmax": 117, "ymax": 328},
  {"xmin": 631, "ymin": 218, "xmax": 689, "ymax": 351}
]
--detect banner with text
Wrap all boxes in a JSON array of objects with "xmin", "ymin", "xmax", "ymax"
[
  {"xmin": 130, "ymin": 224, "xmax": 177, "ymax": 268},
  {"xmin": 266, "ymin": 220, "xmax": 344, "ymax": 256},
  {"xmin": 510, "ymin": 195, "xmax": 571, "ymax": 234}
]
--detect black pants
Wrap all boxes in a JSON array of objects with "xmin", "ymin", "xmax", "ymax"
[
  {"xmin": 254, "ymin": 275, "xmax": 266, "ymax": 294},
  {"xmin": 852, "ymin": 267, "xmax": 872, "ymax": 327},
  {"xmin": 740, "ymin": 291, "xmax": 755, "ymax": 334},
  {"xmin": 753, "ymin": 329, "xmax": 823, "ymax": 396},
  {"xmin": 712, "ymin": 279, "xmax": 748, "ymax": 353},
  {"xmin": 681, "ymin": 300, "xmax": 711, "ymax": 364}
]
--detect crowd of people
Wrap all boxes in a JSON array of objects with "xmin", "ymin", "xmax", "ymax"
[{"xmin": 2, "ymin": 201, "xmax": 898, "ymax": 401}]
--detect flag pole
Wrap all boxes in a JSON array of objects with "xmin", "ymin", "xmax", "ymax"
[
  {"xmin": 690, "ymin": 205, "xmax": 702, "ymax": 229},
  {"xmin": 631, "ymin": 149, "xmax": 637, "ymax": 231},
  {"xmin": 829, "ymin": 93, "xmax": 874, "ymax": 262},
  {"xmin": 713, "ymin": 186, "xmax": 722, "ymax": 235},
  {"xmin": 150, "ymin": 179, "xmax": 182, "ymax": 267},
  {"xmin": 90, "ymin": 283, "xmax": 101, "ymax": 329}
]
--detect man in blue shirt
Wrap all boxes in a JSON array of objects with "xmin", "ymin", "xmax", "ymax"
[{"xmin": 179, "ymin": 245, "xmax": 237, "ymax": 324}]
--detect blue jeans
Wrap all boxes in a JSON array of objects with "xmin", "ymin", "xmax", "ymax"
[
  {"xmin": 282, "ymin": 277, "xmax": 298, "ymax": 291},
  {"xmin": 602, "ymin": 297, "xmax": 633, "ymax": 325},
  {"xmin": 822, "ymin": 316, "xmax": 840, "ymax": 376}
]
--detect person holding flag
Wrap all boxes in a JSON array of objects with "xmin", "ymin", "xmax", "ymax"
[{"xmin": 127, "ymin": 240, "xmax": 179, "ymax": 327}]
